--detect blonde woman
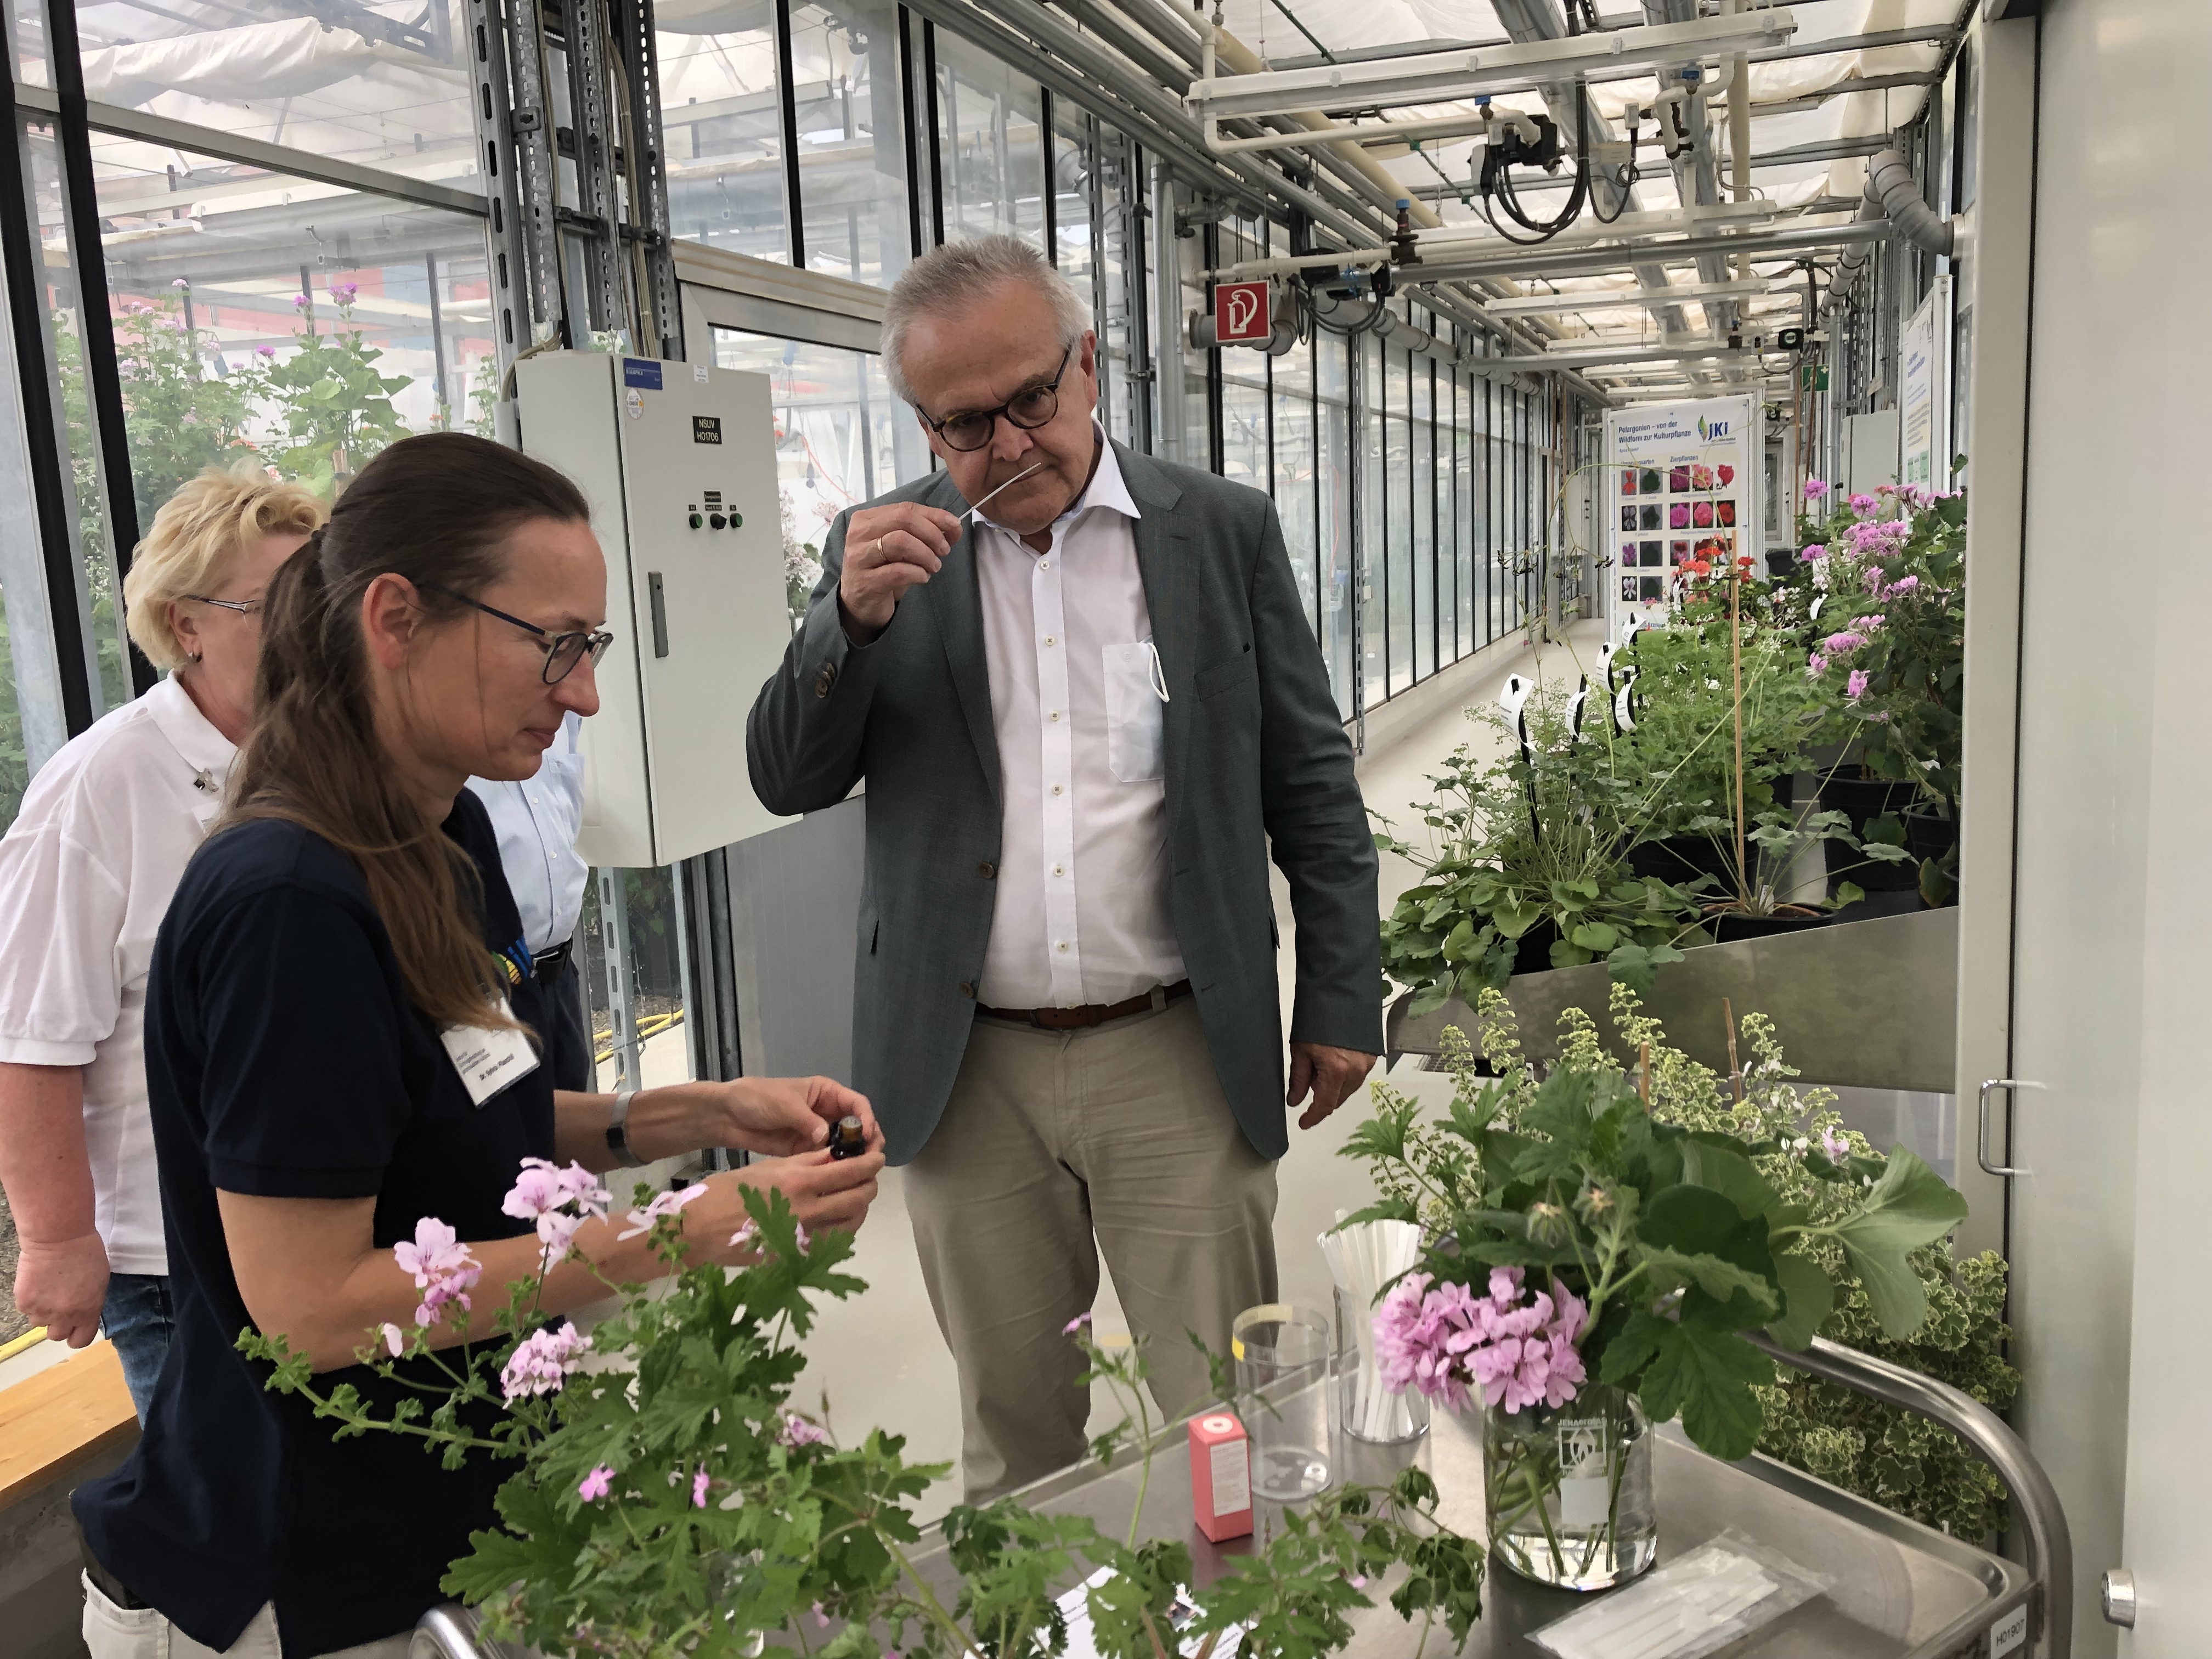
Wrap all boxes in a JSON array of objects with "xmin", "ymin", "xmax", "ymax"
[{"xmin": 0, "ymin": 462, "xmax": 322, "ymax": 1416}]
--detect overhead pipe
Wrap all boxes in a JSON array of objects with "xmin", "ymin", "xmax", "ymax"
[
  {"xmin": 1864, "ymin": 146, "xmax": 1960, "ymax": 259},
  {"xmin": 1070, "ymin": 0, "xmax": 1581, "ymax": 349},
  {"xmin": 1820, "ymin": 149, "xmax": 1960, "ymax": 328},
  {"xmin": 903, "ymin": 0, "xmax": 1377, "ymax": 257},
  {"xmin": 1032, "ymin": 0, "xmax": 1588, "ymax": 365}
]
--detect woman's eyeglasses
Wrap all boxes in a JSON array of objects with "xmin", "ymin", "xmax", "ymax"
[
  {"xmin": 424, "ymin": 584, "xmax": 614, "ymax": 684},
  {"xmin": 922, "ymin": 345, "xmax": 1074, "ymax": 453},
  {"xmin": 185, "ymin": 595, "xmax": 262, "ymax": 617}
]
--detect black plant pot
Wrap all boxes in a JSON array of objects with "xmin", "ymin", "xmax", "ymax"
[
  {"xmin": 1904, "ymin": 803, "xmax": 1961, "ymax": 910},
  {"xmin": 1821, "ymin": 771, "xmax": 1922, "ymax": 893},
  {"xmin": 1705, "ymin": 907, "xmax": 1827, "ymax": 945},
  {"xmin": 1905, "ymin": 803, "xmax": 1957, "ymax": 864},
  {"xmin": 1819, "ymin": 770, "xmax": 1918, "ymax": 837},
  {"xmin": 1509, "ymin": 919, "xmax": 1561, "ymax": 977},
  {"xmin": 1626, "ymin": 836, "xmax": 1736, "ymax": 894}
]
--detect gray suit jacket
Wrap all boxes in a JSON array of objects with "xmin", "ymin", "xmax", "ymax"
[{"xmin": 745, "ymin": 442, "xmax": 1380, "ymax": 1165}]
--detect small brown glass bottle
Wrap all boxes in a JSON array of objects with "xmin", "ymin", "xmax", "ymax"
[{"xmin": 828, "ymin": 1115, "xmax": 866, "ymax": 1160}]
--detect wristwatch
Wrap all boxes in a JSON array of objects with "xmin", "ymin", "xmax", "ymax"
[{"xmin": 606, "ymin": 1089, "xmax": 646, "ymax": 1168}]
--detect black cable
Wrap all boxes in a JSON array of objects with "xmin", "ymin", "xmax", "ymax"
[
  {"xmin": 1589, "ymin": 104, "xmax": 1639, "ymax": 225},
  {"xmin": 1480, "ymin": 115, "xmax": 1589, "ymax": 244}
]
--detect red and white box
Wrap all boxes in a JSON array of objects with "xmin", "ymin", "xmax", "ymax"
[{"xmin": 1189, "ymin": 1410, "xmax": 1254, "ymax": 1543}]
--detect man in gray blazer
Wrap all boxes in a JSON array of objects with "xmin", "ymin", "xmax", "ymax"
[{"xmin": 747, "ymin": 235, "xmax": 1379, "ymax": 1499}]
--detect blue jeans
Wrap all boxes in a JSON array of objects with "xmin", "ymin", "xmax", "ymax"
[{"xmin": 101, "ymin": 1272, "xmax": 173, "ymax": 1421}]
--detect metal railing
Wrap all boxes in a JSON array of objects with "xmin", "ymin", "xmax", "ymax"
[{"xmin": 1750, "ymin": 1332, "xmax": 2071, "ymax": 1659}]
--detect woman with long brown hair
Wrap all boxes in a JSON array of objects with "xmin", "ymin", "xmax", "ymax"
[{"xmin": 72, "ymin": 432, "xmax": 883, "ymax": 1658}]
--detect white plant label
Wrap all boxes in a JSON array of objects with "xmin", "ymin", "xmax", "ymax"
[
  {"xmin": 1556, "ymin": 1417, "xmax": 1611, "ymax": 1528},
  {"xmin": 1989, "ymin": 1605, "xmax": 2028, "ymax": 1657},
  {"xmin": 1209, "ymin": 1437, "xmax": 1251, "ymax": 1516}
]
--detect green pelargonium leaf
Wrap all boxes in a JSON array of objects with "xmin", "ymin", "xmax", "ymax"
[
  {"xmin": 1638, "ymin": 1248, "xmax": 1779, "ymax": 1320},
  {"xmin": 1827, "ymin": 1145, "xmax": 1970, "ymax": 1338},
  {"xmin": 1765, "ymin": 1250, "xmax": 1835, "ymax": 1351},
  {"xmin": 1600, "ymin": 1308, "xmax": 1773, "ymax": 1462}
]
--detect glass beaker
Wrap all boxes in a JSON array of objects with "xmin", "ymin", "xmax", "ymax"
[
  {"xmin": 1333, "ymin": 1283, "xmax": 1430, "ymax": 1446},
  {"xmin": 1231, "ymin": 1302, "xmax": 1335, "ymax": 1502}
]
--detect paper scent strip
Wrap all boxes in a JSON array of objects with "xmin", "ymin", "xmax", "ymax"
[{"xmin": 1321, "ymin": 1211, "xmax": 1430, "ymax": 1444}]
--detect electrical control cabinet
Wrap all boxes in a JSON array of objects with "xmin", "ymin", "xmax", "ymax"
[{"xmin": 514, "ymin": 351, "xmax": 789, "ymax": 868}]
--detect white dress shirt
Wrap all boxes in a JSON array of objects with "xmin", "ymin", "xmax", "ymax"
[
  {"xmin": 466, "ymin": 711, "xmax": 587, "ymax": 956},
  {"xmin": 0, "ymin": 677, "xmax": 236, "ymax": 1276},
  {"xmin": 974, "ymin": 430, "xmax": 1187, "ymax": 1008}
]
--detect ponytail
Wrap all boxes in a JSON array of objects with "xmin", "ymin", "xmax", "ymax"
[{"xmin": 224, "ymin": 433, "xmax": 590, "ymax": 1032}]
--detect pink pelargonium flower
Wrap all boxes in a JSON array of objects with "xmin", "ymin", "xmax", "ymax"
[
  {"xmin": 1849, "ymin": 493, "xmax": 1878, "ymax": 514},
  {"xmin": 1850, "ymin": 613, "xmax": 1886, "ymax": 632},
  {"xmin": 1806, "ymin": 652, "xmax": 1830, "ymax": 678},
  {"xmin": 171, "ymin": 276, "xmax": 190, "ymax": 288},
  {"xmin": 500, "ymin": 1321, "xmax": 587, "ymax": 1401},
  {"xmin": 1373, "ymin": 1266, "xmax": 1589, "ymax": 1416},
  {"xmin": 1817, "ymin": 1126, "xmax": 1850, "ymax": 1163},
  {"xmin": 777, "ymin": 1412, "xmax": 831, "ymax": 1449},
  {"xmin": 1823, "ymin": 631, "xmax": 1868, "ymax": 655},
  {"xmin": 1800, "ymin": 543, "xmax": 1826, "ymax": 561},
  {"xmin": 579, "ymin": 1465, "xmax": 614, "ymax": 1502},
  {"xmin": 379, "ymin": 1322, "xmax": 405, "ymax": 1357},
  {"xmin": 1885, "ymin": 574, "xmax": 1920, "ymax": 599},
  {"xmin": 393, "ymin": 1217, "xmax": 481, "ymax": 1327},
  {"xmin": 1063, "ymin": 1311, "xmax": 1093, "ymax": 1335},
  {"xmin": 693, "ymin": 1466, "xmax": 711, "ymax": 1509},
  {"xmin": 1803, "ymin": 479, "xmax": 1830, "ymax": 500},
  {"xmin": 254, "ymin": 344, "xmax": 276, "ymax": 358},
  {"xmin": 1846, "ymin": 669, "xmax": 1871, "ymax": 701},
  {"xmin": 617, "ymin": 1181, "xmax": 707, "ymax": 1241}
]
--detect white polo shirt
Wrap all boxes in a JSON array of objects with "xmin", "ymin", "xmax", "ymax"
[{"xmin": 0, "ymin": 677, "xmax": 235, "ymax": 1276}]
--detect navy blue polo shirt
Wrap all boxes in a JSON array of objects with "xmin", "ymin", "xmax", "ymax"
[{"xmin": 75, "ymin": 791, "xmax": 557, "ymax": 1657}]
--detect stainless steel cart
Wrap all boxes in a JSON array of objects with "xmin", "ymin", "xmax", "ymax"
[{"xmin": 410, "ymin": 1334, "xmax": 2069, "ymax": 1659}]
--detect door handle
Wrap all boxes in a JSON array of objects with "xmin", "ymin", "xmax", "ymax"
[
  {"xmin": 647, "ymin": 571, "xmax": 669, "ymax": 658},
  {"xmin": 1976, "ymin": 1078, "xmax": 2044, "ymax": 1178}
]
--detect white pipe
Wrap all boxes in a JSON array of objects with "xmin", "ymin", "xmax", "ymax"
[{"xmin": 1197, "ymin": 17, "xmax": 1446, "ymax": 231}]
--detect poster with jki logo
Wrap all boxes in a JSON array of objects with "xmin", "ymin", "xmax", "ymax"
[{"xmin": 1601, "ymin": 395, "xmax": 1762, "ymax": 627}]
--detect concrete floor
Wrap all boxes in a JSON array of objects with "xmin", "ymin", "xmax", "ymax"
[{"xmin": 783, "ymin": 623, "xmax": 1606, "ymax": 1517}]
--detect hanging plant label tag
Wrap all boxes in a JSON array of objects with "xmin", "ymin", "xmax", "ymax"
[{"xmin": 1988, "ymin": 1605, "xmax": 2028, "ymax": 1657}]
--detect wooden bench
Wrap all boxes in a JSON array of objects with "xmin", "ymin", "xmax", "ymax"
[{"xmin": 0, "ymin": 1342, "xmax": 137, "ymax": 1510}]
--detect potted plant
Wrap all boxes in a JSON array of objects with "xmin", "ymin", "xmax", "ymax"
[
  {"xmin": 242, "ymin": 1178, "xmax": 1488, "ymax": 1658},
  {"xmin": 1338, "ymin": 991, "xmax": 1972, "ymax": 1590},
  {"xmin": 1618, "ymin": 552, "xmax": 1900, "ymax": 934},
  {"xmin": 1375, "ymin": 684, "xmax": 1705, "ymax": 1009},
  {"xmin": 1796, "ymin": 482, "xmax": 1967, "ymax": 907}
]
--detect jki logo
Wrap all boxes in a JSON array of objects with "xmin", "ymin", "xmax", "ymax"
[{"xmin": 1697, "ymin": 416, "xmax": 1731, "ymax": 441}]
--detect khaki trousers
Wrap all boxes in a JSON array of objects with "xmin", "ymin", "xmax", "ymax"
[{"xmin": 904, "ymin": 997, "xmax": 1278, "ymax": 1502}]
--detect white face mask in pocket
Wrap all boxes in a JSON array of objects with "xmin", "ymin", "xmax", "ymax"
[{"xmin": 1102, "ymin": 639, "xmax": 1169, "ymax": 783}]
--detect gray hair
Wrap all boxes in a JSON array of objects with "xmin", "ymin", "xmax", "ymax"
[{"xmin": 881, "ymin": 234, "xmax": 1092, "ymax": 407}]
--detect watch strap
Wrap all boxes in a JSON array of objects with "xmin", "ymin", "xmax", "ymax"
[{"xmin": 606, "ymin": 1088, "xmax": 646, "ymax": 1167}]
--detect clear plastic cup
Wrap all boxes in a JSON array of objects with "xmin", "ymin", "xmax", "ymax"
[{"xmin": 1231, "ymin": 1302, "xmax": 1335, "ymax": 1502}]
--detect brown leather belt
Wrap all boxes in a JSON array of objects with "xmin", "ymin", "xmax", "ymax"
[{"xmin": 979, "ymin": 979, "xmax": 1192, "ymax": 1030}]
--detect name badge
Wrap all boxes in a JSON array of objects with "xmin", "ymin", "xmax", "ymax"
[{"xmin": 441, "ymin": 1001, "xmax": 541, "ymax": 1108}]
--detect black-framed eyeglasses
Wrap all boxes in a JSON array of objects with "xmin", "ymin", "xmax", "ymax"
[
  {"xmin": 185, "ymin": 594, "xmax": 262, "ymax": 617},
  {"xmin": 425, "ymin": 584, "xmax": 614, "ymax": 684},
  {"xmin": 922, "ymin": 344, "xmax": 1074, "ymax": 453}
]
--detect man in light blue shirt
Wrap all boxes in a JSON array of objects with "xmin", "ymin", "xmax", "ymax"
[{"xmin": 467, "ymin": 711, "xmax": 591, "ymax": 1091}]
